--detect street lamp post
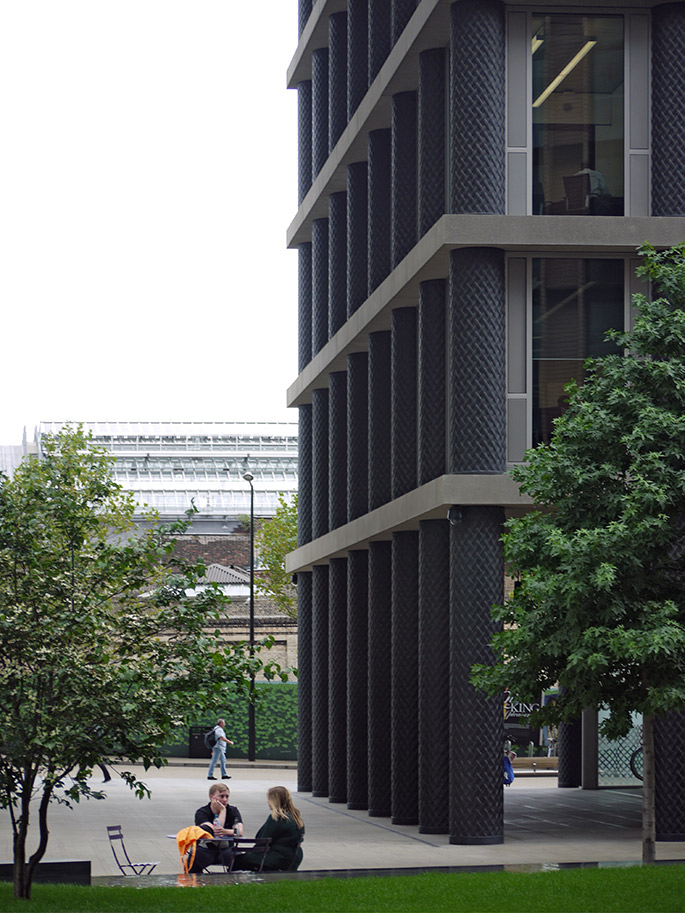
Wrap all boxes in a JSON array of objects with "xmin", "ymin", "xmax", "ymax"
[{"xmin": 242, "ymin": 470, "xmax": 256, "ymax": 762}]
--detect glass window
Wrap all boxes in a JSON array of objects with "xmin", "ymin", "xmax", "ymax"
[
  {"xmin": 532, "ymin": 15, "xmax": 624, "ymax": 216},
  {"xmin": 532, "ymin": 259, "xmax": 623, "ymax": 445}
]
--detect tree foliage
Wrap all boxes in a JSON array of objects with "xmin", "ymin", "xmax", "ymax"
[
  {"xmin": 254, "ymin": 493, "xmax": 298, "ymax": 618},
  {"xmin": 0, "ymin": 427, "xmax": 280, "ymax": 899},
  {"xmin": 471, "ymin": 244, "xmax": 685, "ymax": 860}
]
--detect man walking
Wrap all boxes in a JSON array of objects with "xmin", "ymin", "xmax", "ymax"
[{"xmin": 207, "ymin": 718, "xmax": 234, "ymax": 780}]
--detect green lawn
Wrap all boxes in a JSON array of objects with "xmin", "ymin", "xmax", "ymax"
[{"xmin": 1, "ymin": 866, "xmax": 684, "ymax": 913}]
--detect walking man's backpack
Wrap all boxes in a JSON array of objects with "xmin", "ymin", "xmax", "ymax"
[{"xmin": 204, "ymin": 727, "xmax": 218, "ymax": 750}]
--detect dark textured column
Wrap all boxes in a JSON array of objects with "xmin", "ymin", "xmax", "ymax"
[
  {"xmin": 299, "ymin": 0, "xmax": 313, "ymax": 37},
  {"xmin": 329, "ymin": 192, "xmax": 348, "ymax": 338},
  {"xmin": 347, "ymin": 352, "xmax": 369, "ymax": 523},
  {"xmin": 348, "ymin": 0, "xmax": 369, "ymax": 119},
  {"xmin": 329, "ymin": 12, "xmax": 348, "ymax": 151},
  {"xmin": 312, "ymin": 388, "xmax": 330, "ymax": 541},
  {"xmin": 391, "ymin": 531, "xmax": 419, "ymax": 825},
  {"xmin": 391, "ymin": 0, "xmax": 416, "ymax": 43},
  {"xmin": 449, "ymin": 506, "xmax": 504, "ymax": 845},
  {"xmin": 328, "ymin": 557, "xmax": 348, "ymax": 803},
  {"xmin": 368, "ymin": 0, "xmax": 391, "ymax": 84},
  {"xmin": 418, "ymin": 279, "xmax": 446, "ymax": 485},
  {"xmin": 312, "ymin": 218, "xmax": 329, "ymax": 357},
  {"xmin": 312, "ymin": 47, "xmax": 330, "ymax": 179},
  {"xmin": 311, "ymin": 564, "xmax": 330, "ymax": 797},
  {"xmin": 391, "ymin": 307, "xmax": 417, "ymax": 500},
  {"xmin": 298, "ymin": 81, "xmax": 312, "ymax": 205},
  {"xmin": 449, "ymin": 248, "xmax": 506, "ymax": 474},
  {"xmin": 391, "ymin": 91, "xmax": 417, "ymax": 268},
  {"xmin": 557, "ymin": 718, "xmax": 583, "ymax": 788},
  {"xmin": 297, "ymin": 571, "xmax": 313, "ymax": 793},
  {"xmin": 347, "ymin": 161, "xmax": 368, "ymax": 318},
  {"xmin": 418, "ymin": 49, "xmax": 446, "ymax": 236},
  {"xmin": 449, "ymin": 0, "xmax": 505, "ymax": 215},
  {"xmin": 368, "ymin": 540, "xmax": 392, "ymax": 817},
  {"xmin": 368, "ymin": 129, "xmax": 392, "ymax": 295},
  {"xmin": 347, "ymin": 549, "xmax": 369, "ymax": 810},
  {"xmin": 328, "ymin": 371, "xmax": 348, "ymax": 531},
  {"xmin": 652, "ymin": 3, "xmax": 685, "ymax": 216},
  {"xmin": 298, "ymin": 242, "xmax": 313, "ymax": 372},
  {"xmin": 368, "ymin": 331, "xmax": 392, "ymax": 511},
  {"xmin": 418, "ymin": 520, "xmax": 450, "ymax": 833},
  {"xmin": 655, "ymin": 711, "xmax": 685, "ymax": 840},
  {"xmin": 297, "ymin": 404, "xmax": 312, "ymax": 547}
]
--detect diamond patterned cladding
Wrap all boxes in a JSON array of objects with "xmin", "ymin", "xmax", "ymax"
[
  {"xmin": 347, "ymin": 161, "xmax": 368, "ymax": 318},
  {"xmin": 347, "ymin": 0, "xmax": 369, "ymax": 120},
  {"xmin": 297, "ymin": 404, "xmax": 312, "ymax": 548},
  {"xmin": 298, "ymin": 81, "xmax": 312, "ymax": 205},
  {"xmin": 329, "ymin": 192, "xmax": 348, "ymax": 338},
  {"xmin": 368, "ymin": 540, "xmax": 392, "ymax": 817},
  {"xmin": 391, "ymin": 0, "xmax": 417, "ymax": 44},
  {"xmin": 329, "ymin": 12, "xmax": 348, "ymax": 151},
  {"xmin": 328, "ymin": 371, "xmax": 348, "ymax": 532},
  {"xmin": 347, "ymin": 352, "xmax": 369, "ymax": 522},
  {"xmin": 347, "ymin": 550, "xmax": 369, "ymax": 809},
  {"xmin": 328, "ymin": 557, "xmax": 348, "ymax": 803},
  {"xmin": 297, "ymin": 571, "xmax": 313, "ymax": 793},
  {"xmin": 391, "ymin": 531, "xmax": 419, "ymax": 824},
  {"xmin": 418, "ymin": 49, "xmax": 446, "ymax": 237},
  {"xmin": 312, "ymin": 218, "xmax": 329, "ymax": 357},
  {"xmin": 418, "ymin": 279, "xmax": 446, "ymax": 485},
  {"xmin": 418, "ymin": 520, "xmax": 450, "ymax": 833},
  {"xmin": 311, "ymin": 564, "xmax": 330, "ymax": 797},
  {"xmin": 449, "ymin": 0, "xmax": 505, "ymax": 215},
  {"xmin": 367, "ymin": 129, "xmax": 392, "ymax": 296},
  {"xmin": 368, "ymin": 331, "xmax": 392, "ymax": 511},
  {"xmin": 368, "ymin": 0, "xmax": 391, "ymax": 84},
  {"xmin": 312, "ymin": 47, "xmax": 329, "ymax": 180},
  {"xmin": 448, "ymin": 248, "xmax": 506, "ymax": 474},
  {"xmin": 449, "ymin": 507, "xmax": 504, "ymax": 843},
  {"xmin": 311, "ymin": 388, "xmax": 329, "ymax": 541},
  {"xmin": 391, "ymin": 307, "xmax": 417, "ymax": 500},
  {"xmin": 391, "ymin": 91, "xmax": 417, "ymax": 268},
  {"xmin": 652, "ymin": 3, "xmax": 685, "ymax": 216},
  {"xmin": 655, "ymin": 710, "xmax": 685, "ymax": 839},
  {"xmin": 298, "ymin": 242, "xmax": 312, "ymax": 372}
]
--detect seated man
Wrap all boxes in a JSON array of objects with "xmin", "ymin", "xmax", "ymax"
[{"xmin": 188, "ymin": 782, "xmax": 243, "ymax": 872}]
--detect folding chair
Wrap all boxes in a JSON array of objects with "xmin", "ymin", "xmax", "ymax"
[
  {"xmin": 228, "ymin": 836, "xmax": 272, "ymax": 872},
  {"xmin": 106, "ymin": 825, "xmax": 159, "ymax": 875}
]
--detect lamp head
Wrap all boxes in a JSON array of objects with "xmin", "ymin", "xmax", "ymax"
[{"xmin": 242, "ymin": 471, "xmax": 254, "ymax": 482}]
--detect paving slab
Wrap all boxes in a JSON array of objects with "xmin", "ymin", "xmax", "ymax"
[{"xmin": 1, "ymin": 762, "xmax": 683, "ymax": 880}]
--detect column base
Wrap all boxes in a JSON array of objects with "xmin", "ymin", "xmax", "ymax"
[
  {"xmin": 449, "ymin": 835, "xmax": 504, "ymax": 845},
  {"xmin": 419, "ymin": 825, "xmax": 449, "ymax": 835},
  {"xmin": 368, "ymin": 808, "xmax": 391, "ymax": 818},
  {"xmin": 392, "ymin": 817, "xmax": 418, "ymax": 826},
  {"xmin": 312, "ymin": 790, "xmax": 328, "ymax": 798},
  {"xmin": 328, "ymin": 796, "xmax": 347, "ymax": 804},
  {"xmin": 347, "ymin": 802, "xmax": 368, "ymax": 810}
]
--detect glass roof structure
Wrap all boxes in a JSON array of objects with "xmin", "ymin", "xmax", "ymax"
[{"xmin": 36, "ymin": 421, "xmax": 298, "ymax": 520}]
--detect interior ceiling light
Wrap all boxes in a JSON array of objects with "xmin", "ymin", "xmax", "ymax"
[{"xmin": 532, "ymin": 38, "xmax": 597, "ymax": 108}]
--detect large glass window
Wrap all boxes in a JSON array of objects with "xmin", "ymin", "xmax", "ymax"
[
  {"xmin": 532, "ymin": 259, "xmax": 623, "ymax": 445},
  {"xmin": 532, "ymin": 15, "xmax": 624, "ymax": 216}
]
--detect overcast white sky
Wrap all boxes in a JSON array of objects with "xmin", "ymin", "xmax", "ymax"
[{"xmin": 0, "ymin": 1, "xmax": 300, "ymax": 444}]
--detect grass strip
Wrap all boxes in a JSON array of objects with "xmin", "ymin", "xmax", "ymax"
[{"xmin": 0, "ymin": 865, "xmax": 683, "ymax": 912}]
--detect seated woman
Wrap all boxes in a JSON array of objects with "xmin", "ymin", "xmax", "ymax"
[{"xmin": 232, "ymin": 786, "xmax": 304, "ymax": 872}]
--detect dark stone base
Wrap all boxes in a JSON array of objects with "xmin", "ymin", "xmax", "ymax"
[
  {"xmin": 449, "ymin": 835, "xmax": 504, "ymax": 846},
  {"xmin": 0, "ymin": 860, "xmax": 91, "ymax": 885}
]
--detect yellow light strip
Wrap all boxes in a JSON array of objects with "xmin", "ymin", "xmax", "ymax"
[
  {"xmin": 532, "ymin": 39, "xmax": 597, "ymax": 108},
  {"xmin": 532, "ymin": 35, "xmax": 544, "ymax": 54}
]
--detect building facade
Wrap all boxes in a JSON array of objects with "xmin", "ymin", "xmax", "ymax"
[{"xmin": 286, "ymin": 0, "xmax": 685, "ymax": 842}]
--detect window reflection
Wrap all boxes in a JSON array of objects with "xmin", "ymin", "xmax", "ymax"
[
  {"xmin": 532, "ymin": 15, "xmax": 624, "ymax": 216},
  {"xmin": 532, "ymin": 259, "xmax": 623, "ymax": 445}
]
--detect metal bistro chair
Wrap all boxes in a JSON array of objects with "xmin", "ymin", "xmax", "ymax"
[
  {"xmin": 227, "ymin": 836, "xmax": 272, "ymax": 872},
  {"xmin": 106, "ymin": 825, "xmax": 159, "ymax": 876}
]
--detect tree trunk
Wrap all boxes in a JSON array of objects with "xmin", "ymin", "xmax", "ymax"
[{"xmin": 642, "ymin": 712, "xmax": 656, "ymax": 864}]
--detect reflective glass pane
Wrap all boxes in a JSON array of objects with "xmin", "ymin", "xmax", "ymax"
[
  {"xmin": 532, "ymin": 259, "xmax": 623, "ymax": 445},
  {"xmin": 532, "ymin": 15, "xmax": 624, "ymax": 216}
]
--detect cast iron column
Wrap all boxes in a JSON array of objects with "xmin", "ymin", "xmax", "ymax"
[
  {"xmin": 311, "ymin": 564, "xmax": 330, "ymax": 797},
  {"xmin": 367, "ymin": 539, "xmax": 392, "ymax": 817},
  {"xmin": 347, "ymin": 549, "xmax": 369, "ymax": 809},
  {"xmin": 328, "ymin": 557, "xmax": 348, "ymax": 803},
  {"xmin": 297, "ymin": 570, "xmax": 313, "ymax": 793}
]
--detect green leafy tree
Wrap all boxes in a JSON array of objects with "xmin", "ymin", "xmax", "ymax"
[
  {"xmin": 472, "ymin": 244, "xmax": 685, "ymax": 864},
  {"xmin": 0, "ymin": 427, "xmax": 280, "ymax": 900},
  {"xmin": 255, "ymin": 493, "xmax": 298, "ymax": 618}
]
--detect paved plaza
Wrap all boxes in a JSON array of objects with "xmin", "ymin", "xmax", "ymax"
[{"xmin": 1, "ymin": 759, "xmax": 684, "ymax": 883}]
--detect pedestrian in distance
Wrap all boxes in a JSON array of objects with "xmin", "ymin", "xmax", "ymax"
[{"xmin": 207, "ymin": 718, "xmax": 234, "ymax": 780}]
